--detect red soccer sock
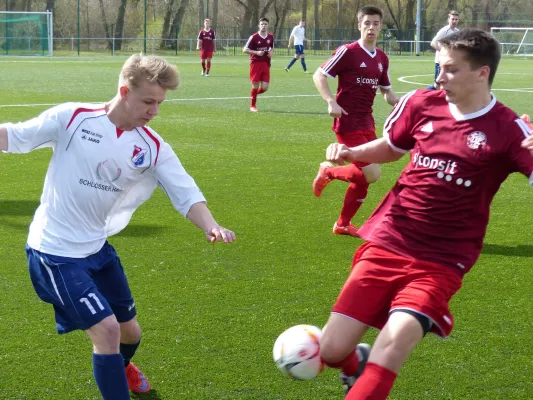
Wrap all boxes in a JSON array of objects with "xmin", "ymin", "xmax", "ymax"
[
  {"xmin": 337, "ymin": 182, "xmax": 369, "ymax": 227},
  {"xmin": 322, "ymin": 350, "xmax": 359, "ymax": 377},
  {"xmin": 201, "ymin": 60, "xmax": 206, "ymax": 71},
  {"xmin": 251, "ymin": 88, "xmax": 258, "ymax": 107},
  {"xmin": 345, "ymin": 362, "xmax": 397, "ymax": 400},
  {"xmin": 327, "ymin": 163, "xmax": 365, "ymax": 184},
  {"xmin": 206, "ymin": 61, "xmax": 211, "ymax": 73}
]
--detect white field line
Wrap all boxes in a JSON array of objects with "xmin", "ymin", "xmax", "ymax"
[{"xmin": 1, "ymin": 72, "xmax": 532, "ymax": 108}]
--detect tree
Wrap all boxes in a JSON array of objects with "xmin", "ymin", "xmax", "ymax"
[
  {"xmin": 98, "ymin": 0, "xmax": 113, "ymax": 49},
  {"xmin": 168, "ymin": 0, "xmax": 190, "ymax": 49},
  {"xmin": 302, "ymin": 0, "xmax": 307, "ymax": 21},
  {"xmin": 114, "ymin": 0, "xmax": 128, "ymax": 51}
]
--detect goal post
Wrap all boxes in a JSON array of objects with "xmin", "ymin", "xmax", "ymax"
[
  {"xmin": 0, "ymin": 11, "xmax": 53, "ymax": 56},
  {"xmin": 490, "ymin": 27, "xmax": 533, "ymax": 56}
]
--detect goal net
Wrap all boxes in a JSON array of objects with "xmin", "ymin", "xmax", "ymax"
[
  {"xmin": 0, "ymin": 11, "xmax": 53, "ymax": 56},
  {"xmin": 490, "ymin": 27, "xmax": 533, "ymax": 56}
]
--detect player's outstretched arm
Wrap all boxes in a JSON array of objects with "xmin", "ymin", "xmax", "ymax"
[
  {"xmin": 381, "ymin": 88, "xmax": 399, "ymax": 106},
  {"xmin": 313, "ymin": 70, "xmax": 347, "ymax": 118},
  {"xmin": 186, "ymin": 202, "xmax": 236, "ymax": 244},
  {"xmin": 326, "ymin": 137, "xmax": 404, "ymax": 165},
  {"xmin": 0, "ymin": 126, "xmax": 8, "ymax": 151}
]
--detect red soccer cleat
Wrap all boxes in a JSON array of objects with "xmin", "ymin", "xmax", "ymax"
[
  {"xmin": 125, "ymin": 362, "xmax": 151, "ymax": 393},
  {"xmin": 312, "ymin": 161, "xmax": 333, "ymax": 197},
  {"xmin": 250, "ymin": 106, "xmax": 258, "ymax": 112},
  {"xmin": 333, "ymin": 222, "xmax": 359, "ymax": 237}
]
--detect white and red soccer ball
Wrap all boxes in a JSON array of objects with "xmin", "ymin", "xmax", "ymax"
[{"xmin": 273, "ymin": 324, "xmax": 325, "ymax": 380}]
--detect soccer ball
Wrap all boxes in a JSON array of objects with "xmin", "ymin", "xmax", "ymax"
[{"xmin": 273, "ymin": 324, "xmax": 325, "ymax": 380}]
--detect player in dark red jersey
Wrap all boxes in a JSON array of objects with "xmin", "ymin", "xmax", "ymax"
[
  {"xmin": 243, "ymin": 17, "xmax": 274, "ymax": 112},
  {"xmin": 312, "ymin": 6, "xmax": 398, "ymax": 237},
  {"xmin": 197, "ymin": 18, "xmax": 216, "ymax": 76},
  {"xmin": 317, "ymin": 28, "xmax": 533, "ymax": 399}
]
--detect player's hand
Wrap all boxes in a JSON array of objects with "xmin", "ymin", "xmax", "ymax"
[
  {"xmin": 267, "ymin": 50, "xmax": 272, "ymax": 58},
  {"xmin": 258, "ymin": 50, "xmax": 265, "ymax": 56},
  {"xmin": 287, "ymin": 44, "xmax": 291, "ymax": 49},
  {"xmin": 521, "ymin": 135, "xmax": 533, "ymax": 156},
  {"xmin": 326, "ymin": 143, "xmax": 354, "ymax": 164},
  {"xmin": 206, "ymin": 226, "xmax": 236, "ymax": 244},
  {"xmin": 327, "ymin": 100, "xmax": 348, "ymax": 118}
]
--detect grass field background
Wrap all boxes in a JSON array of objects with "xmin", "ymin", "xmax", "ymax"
[{"xmin": 0, "ymin": 54, "xmax": 533, "ymax": 399}]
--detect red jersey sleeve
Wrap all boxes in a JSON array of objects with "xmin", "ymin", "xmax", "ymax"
[
  {"xmin": 379, "ymin": 53, "xmax": 391, "ymax": 88},
  {"xmin": 383, "ymin": 90, "xmax": 418, "ymax": 153},
  {"xmin": 506, "ymin": 117, "xmax": 533, "ymax": 182},
  {"xmin": 319, "ymin": 45, "xmax": 348, "ymax": 79}
]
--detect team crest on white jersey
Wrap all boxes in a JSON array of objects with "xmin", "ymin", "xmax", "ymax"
[
  {"xmin": 378, "ymin": 62, "xmax": 383, "ymax": 72},
  {"xmin": 132, "ymin": 145, "xmax": 148, "ymax": 166},
  {"xmin": 466, "ymin": 131, "xmax": 487, "ymax": 150}
]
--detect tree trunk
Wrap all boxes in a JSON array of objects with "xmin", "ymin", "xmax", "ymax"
[
  {"xmin": 314, "ymin": 0, "xmax": 319, "ymax": 43},
  {"xmin": 405, "ymin": 0, "xmax": 416, "ymax": 29},
  {"xmin": 302, "ymin": 0, "xmax": 307, "ymax": 21},
  {"xmin": 337, "ymin": 0, "xmax": 342, "ymax": 30},
  {"xmin": 169, "ymin": 0, "xmax": 191, "ymax": 50},
  {"xmin": 114, "ymin": 0, "xmax": 128, "ymax": 51},
  {"xmin": 160, "ymin": 0, "xmax": 176, "ymax": 48},
  {"xmin": 98, "ymin": 0, "xmax": 112, "ymax": 49},
  {"xmin": 199, "ymin": 0, "xmax": 205, "ymax": 31},
  {"xmin": 212, "ymin": 0, "xmax": 219, "ymax": 29}
]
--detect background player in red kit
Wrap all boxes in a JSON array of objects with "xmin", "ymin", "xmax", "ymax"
[
  {"xmin": 197, "ymin": 18, "xmax": 216, "ymax": 76},
  {"xmin": 317, "ymin": 28, "xmax": 533, "ymax": 399},
  {"xmin": 243, "ymin": 17, "xmax": 274, "ymax": 112},
  {"xmin": 312, "ymin": 6, "xmax": 398, "ymax": 237}
]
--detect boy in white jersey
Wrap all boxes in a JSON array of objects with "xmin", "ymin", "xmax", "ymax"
[
  {"xmin": 285, "ymin": 19, "xmax": 308, "ymax": 73},
  {"xmin": 0, "ymin": 54, "xmax": 235, "ymax": 400},
  {"xmin": 318, "ymin": 29, "xmax": 533, "ymax": 399},
  {"xmin": 427, "ymin": 10, "xmax": 459, "ymax": 90}
]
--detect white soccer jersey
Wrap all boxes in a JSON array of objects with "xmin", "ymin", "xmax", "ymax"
[
  {"xmin": 5, "ymin": 103, "xmax": 206, "ymax": 258},
  {"xmin": 291, "ymin": 26, "xmax": 305, "ymax": 46},
  {"xmin": 433, "ymin": 25, "xmax": 459, "ymax": 62}
]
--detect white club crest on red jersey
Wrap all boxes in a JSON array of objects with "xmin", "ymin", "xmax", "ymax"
[
  {"xmin": 267, "ymin": 39, "xmax": 270, "ymax": 44},
  {"xmin": 466, "ymin": 131, "xmax": 487, "ymax": 150},
  {"xmin": 360, "ymin": 62, "xmax": 367, "ymax": 67},
  {"xmin": 378, "ymin": 62, "xmax": 383, "ymax": 72}
]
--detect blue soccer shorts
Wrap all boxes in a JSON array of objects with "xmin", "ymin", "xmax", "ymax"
[
  {"xmin": 26, "ymin": 242, "xmax": 136, "ymax": 334},
  {"xmin": 295, "ymin": 45, "xmax": 305, "ymax": 56},
  {"xmin": 433, "ymin": 62, "xmax": 441, "ymax": 82}
]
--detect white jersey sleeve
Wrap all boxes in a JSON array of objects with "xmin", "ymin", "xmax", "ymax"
[
  {"xmin": 156, "ymin": 142, "xmax": 207, "ymax": 217},
  {"xmin": 5, "ymin": 104, "xmax": 66, "ymax": 153}
]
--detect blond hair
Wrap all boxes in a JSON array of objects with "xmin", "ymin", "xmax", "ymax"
[{"xmin": 119, "ymin": 54, "xmax": 179, "ymax": 90}]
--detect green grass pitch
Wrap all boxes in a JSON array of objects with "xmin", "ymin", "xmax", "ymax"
[{"xmin": 0, "ymin": 54, "xmax": 532, "ymax": 399}]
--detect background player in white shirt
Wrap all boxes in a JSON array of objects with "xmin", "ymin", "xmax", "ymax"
[
  {"xmin": 285, "ymin": 19, "xmax": 308, "ymax": 73},
  {"xmin": 318, "ymin": 29, "xmax": 533, "ymax": 399},
  {"xmin": 428, "ymin": 10, "xmax": 459, "ymax": 90},
  {"xmin": 0, "ymin": 54, "xmax": 235, "ymax": 400}
]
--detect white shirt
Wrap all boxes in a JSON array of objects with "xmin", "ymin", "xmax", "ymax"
[
  {"xmin": 5, "ymin": 103, "xmax": 206, "ymax": 258},
  {"xmin": 433, "ymin": 25, "xmax": 459, "ymax": 62},
  {"xmin": 291, "ymin": 25, "xmax": 305, "ymax": 46}
]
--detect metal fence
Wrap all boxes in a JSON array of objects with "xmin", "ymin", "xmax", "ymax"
[
  {"xmin": 1, "ymin": 36, "xmax": 434, "ymax": 57},
  {"xmin": 2, "ymin": 36, "xmax": 532, "ymax": 57}
]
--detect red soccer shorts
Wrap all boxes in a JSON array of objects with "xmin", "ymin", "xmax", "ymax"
[
  {"xmin": 200, "ymin": 50, "xmax": 213, "ymax": 59},
  {"xmin": 336, "ymin": 128, "xmax": 377, "ymax": 168},
  {"xmin": 332, "ymin": 242, "xmax": 463, "ymax": 337},
  {"xmin": 250, "ymin": 62, "xmax": 270, "ymax": 83}
]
